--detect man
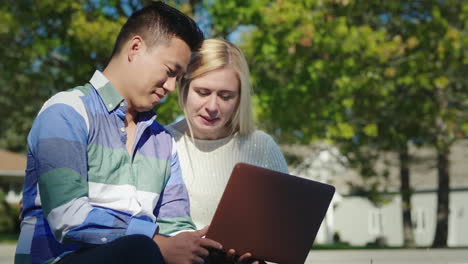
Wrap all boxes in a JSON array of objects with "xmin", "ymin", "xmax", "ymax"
[{"xmin": 15, "ymin": 2, "xmax": 225, "ymax": 263}]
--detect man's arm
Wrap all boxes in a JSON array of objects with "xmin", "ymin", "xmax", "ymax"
[
  {"xmin": 31, "ymin": 93, "xmax": 157, "ymax": 245},
  {"xmin": 154, "ymin": 139, "xmax": 196, "ymax": 235}
]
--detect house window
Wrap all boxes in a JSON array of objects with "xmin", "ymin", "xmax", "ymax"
[
  {"xmin": 413, "ymin": 208, "xmax": 426, "ymax": 234},
  {"xmin": 368, "ymin": 209, "xmax": 383, "ymax": 235}
]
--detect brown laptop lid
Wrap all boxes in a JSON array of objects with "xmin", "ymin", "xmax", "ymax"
[{"xmin": 206, "ymin": 163, "xmax": 335, "ymax": 264}]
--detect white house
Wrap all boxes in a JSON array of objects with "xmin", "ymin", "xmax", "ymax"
[
  {"xmin": 0, "ymin": 149, "xmax": 26, "ymax": 204},
  {"xmin": 283, "ymin": 140, "xmax": 468, "ymax": 247}
]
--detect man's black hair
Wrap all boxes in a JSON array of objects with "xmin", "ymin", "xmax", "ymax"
[{"xmin": 110, "ymin": 1, "xmax": 204, "ymax": 57}]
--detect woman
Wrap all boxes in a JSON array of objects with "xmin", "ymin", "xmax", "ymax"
[{"xmin": 166, "ymin": 39, "xmax": 288, "ymax": 231}]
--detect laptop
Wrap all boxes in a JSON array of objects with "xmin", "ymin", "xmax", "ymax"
[{"xmin": 206, "ymin": 163, "xmax": 335, "ymax": 264}]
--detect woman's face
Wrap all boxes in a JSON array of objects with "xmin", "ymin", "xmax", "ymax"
[{"xmin": 185, "ymin": 67, "xmax": 240, "ymax": 140}]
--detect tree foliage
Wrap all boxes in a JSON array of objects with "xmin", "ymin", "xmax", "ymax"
[
  {"xmin": 0, "ymin": 0, "xmax": 127, "ymax": 151},
  {"xmin": 0, "ymin": 0, "xmax": 208, "ymax": 151}
]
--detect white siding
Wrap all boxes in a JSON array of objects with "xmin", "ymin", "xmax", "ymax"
[{"xmin": 334, "ymin": 190, "xmax": 468, "ymax": 247}]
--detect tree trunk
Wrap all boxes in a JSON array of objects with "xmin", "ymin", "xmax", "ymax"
[
  {"xmin": 399, "ymin": 143, "xmax": 415, "ymax": 247},
  {"xmin": 432, "ymin": 147, "xmax": 450, "ymax": 248},
  {"xmin": 432, "ymin": 84, "xmax": 452, "ymax": 248}
]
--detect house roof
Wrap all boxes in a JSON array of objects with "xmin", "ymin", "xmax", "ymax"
[
  {"xmin": 281, "ymin": 140, "xmax": 468, "ymax": 195},
  {"xmin": 0, "ymin": 149, "xmax": 26, "ymax": 176}
]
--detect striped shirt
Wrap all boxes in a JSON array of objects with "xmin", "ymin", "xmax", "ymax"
[{"xmin": 15, "ymin": 71, "xmax": 195, "ymax": 264}]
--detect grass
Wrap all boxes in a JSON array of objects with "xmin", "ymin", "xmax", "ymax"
[
  {"xmin": 312, "ymin": 243, "xmax": 404, "ymax": 250},
  {"xmin": 312, "ymin": 243, "xmax": 468, "ymax": 250}
]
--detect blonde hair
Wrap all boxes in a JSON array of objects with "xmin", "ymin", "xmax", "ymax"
[{"xmin": 179, "ymin": 38, "xmax": 255, "ymax": 136}]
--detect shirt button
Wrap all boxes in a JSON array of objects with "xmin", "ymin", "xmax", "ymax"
[
  {"xmin": 120, "ymin": 127, "xmax": 125, "ymax": 132},
  {"xmin": 101, "ymin": 237, "xmax": 107, "ymax": 242},
  {"xmin": 120, "ymin": 102, "xmax": 125, "ymax": 107},
  {"xmin": 108, "ymin": 103, "xmax": 113, "ymax": 108}
]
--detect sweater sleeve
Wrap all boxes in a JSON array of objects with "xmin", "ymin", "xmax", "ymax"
[
  {"xmin": 255, "ymin": 131, "xmax": 289, "ymax": 174},
  {"xmin": 154, "ymin": 138, "xmax": 196, "ymax": 236}
]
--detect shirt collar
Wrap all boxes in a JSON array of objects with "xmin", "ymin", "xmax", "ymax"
[{"xmin": 89, "ymin": 70, "xmax": 124, "ymax": 112}]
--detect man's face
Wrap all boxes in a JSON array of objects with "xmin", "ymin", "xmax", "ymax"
[{"xmin": 127, "ymin": 37, "xmax": 191, "ymax": 113}]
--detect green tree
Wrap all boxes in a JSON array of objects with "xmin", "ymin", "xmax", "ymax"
[
  {"xmin": 0, "ymin": 0, "xmax": 207, "ymax": 152},
  {"xmin": 422, "ymin": 2, "xmax": 468, "ymax": 247},
  {"xmin": 349, "ymin": 0, "xmax": 468, "ymax": 247},
  {"xmin": 0, "ymin": 0, "xmax": 126, "ymax": 151}
]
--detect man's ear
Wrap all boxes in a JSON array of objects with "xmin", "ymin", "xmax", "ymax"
[{"xmin": 127, "ymin": 36, "xmax": 145, "ymax": 62}]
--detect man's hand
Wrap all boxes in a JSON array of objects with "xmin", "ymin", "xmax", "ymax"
[{"xmin": 154, "ymin": 226, "xmax": 222, "ymax": 264}]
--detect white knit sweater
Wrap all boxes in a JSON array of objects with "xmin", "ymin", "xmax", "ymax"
[{"xmin": 166, "ymin": 120, "xmax": 289, "ymax": 229}]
